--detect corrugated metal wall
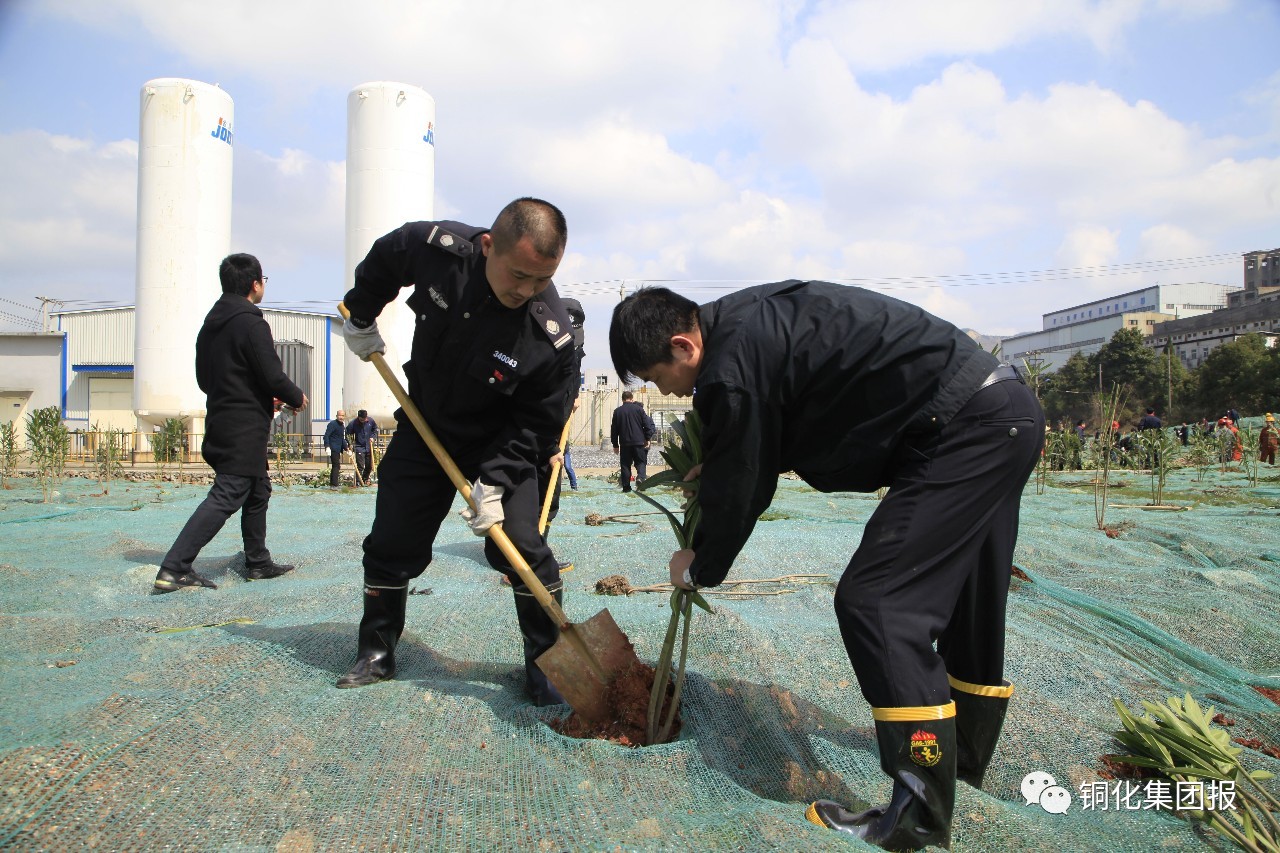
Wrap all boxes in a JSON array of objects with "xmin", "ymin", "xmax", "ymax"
[
  {"xmin": 52, "ymin": 306, "xmax": 335, "ymax": 437},
  {"xmin": 272, "ymin": 340, "xmax": 313, "ymax": 445},
  {"xmin": 60, "ymin": 309, "xmax": 134, "ymax": 366}
]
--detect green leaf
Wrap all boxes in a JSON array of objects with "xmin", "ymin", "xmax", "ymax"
[
  {"xmin": 638, "ymin": 469, "xmax": 687, "ymax": 491},
  {"xmin": 632, "ymin": 489, "xmax": 688, "ymax": 548},
  {"xmin": 688, "ymin": 589, "xmax": 713, "ymax": 613}
]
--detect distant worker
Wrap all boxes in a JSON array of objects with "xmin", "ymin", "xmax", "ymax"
[
  {"xmin": 610, "ymin": 390, "xmax": 656, "ymax": 492},
  {"xmin": 346, "ymin": 409, "xmax": 379, "ymax": 486},
  {"xmin": 335, "ymin": 198, "xmax": 578, "ymax": 707},
  {"xmin": 323, "ymin": 409, "xmax": 350, "ymax": 489},
  {"xmin": 610, "ymin": 283, "xmax": 1043, "ymax": 851},
  {"xmin": 562, "ymin": 399, "xmax": 580, "ymax": 490},
  {"xmin": 560, "ymin": 298, "xmax": 587, "ymax": 491},
  {"xmin": 1260, "ymin": 414, "xmax": 1278, "ymax": 465},
  {"xmin": 1137, "ymin": 408, "xmax": 1162, "ymax": 430},
  {"xmin": 154, "ymin": 254, "xmax": 306, "ymax": 592},
  {"xmin": 1217, "ymin": 417, "xmax": 1242, "ymax": 463},
  {"xmin": 1073, "ymin": 420, "xmax": 1086, "ymax": 440}
]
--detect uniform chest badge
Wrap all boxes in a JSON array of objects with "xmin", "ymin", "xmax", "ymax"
[
  {"xmin": 909, "ymin": 730, "xmax": 942, "ymax": 767},
  {"xmin": 546, "ymin": 320, "xmax": 560, "ymax": 334},
  {"xmin": 428, "ymin": 287, "xmax": 449, "ymax": 310}
]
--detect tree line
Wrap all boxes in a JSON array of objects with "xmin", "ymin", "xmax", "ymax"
[{"xmin": 1031, "ymin": 328, "xmax": 1280, "ymax": 428}]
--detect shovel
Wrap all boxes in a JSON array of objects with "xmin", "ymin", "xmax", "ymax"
[
  {"xmin": 538, "ymin": 416, "xmax": 574, "ymax": 535},
  {"xmin": 338, "ymin": 303, "xmax": 639, "ymax": 726}
]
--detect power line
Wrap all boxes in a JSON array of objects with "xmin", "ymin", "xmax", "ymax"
[{"xmin": 555, "ymin": 251, "xmax": 1242, "ymax": 296}]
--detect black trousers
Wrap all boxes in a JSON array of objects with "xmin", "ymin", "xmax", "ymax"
[
  {"xmin": 161, "ymin": 472, "xmax": 273, "ymax": 573},
  {"xmin": 362, "ymin": 417, "xmax": 561, "ymax": 587},
  {"xmin": 619, "ymin": 444, "xmax": 648, "ymax": 491},
  {"xmin": 354, "ymin": 449, "xmax": 373, "ymax": 483},
  {"xmin": 329, "ymin": 449, "xmax": 342, "ymax": 486},
  {"xmin": 834, "ymin": 379, "xmax": 1043, "ymax": 709}
]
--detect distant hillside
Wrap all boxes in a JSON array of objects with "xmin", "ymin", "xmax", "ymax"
[{"xmin": 963, "ymin": 329, "xmax": 1003, "ymax": 352}]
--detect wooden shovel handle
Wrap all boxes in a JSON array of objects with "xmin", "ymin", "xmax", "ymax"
[
  {"xmin": 337, "ymin": 303, "xmax": 568, "ymax": 624},
  {"xmin": 538, "ymin": 416, "xmax": 573, "ymax": 534}
]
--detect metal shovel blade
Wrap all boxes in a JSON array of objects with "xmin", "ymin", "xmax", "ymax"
[{"xmin": 536, "ymin": 608, "xmax": 641, "ymax": 727}]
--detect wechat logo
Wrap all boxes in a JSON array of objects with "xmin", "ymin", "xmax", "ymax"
[{"xmin": 1022, "ymin": 771, "xmax": 1072, "ymax": 814}]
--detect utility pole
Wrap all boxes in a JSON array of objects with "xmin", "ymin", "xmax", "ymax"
[
  {"xmin": 35, "ymin": 296, "xmax": 63, "ymax": 333},
  {"xmin": 1166, "ymin": 344, "xmax": 1173, "ymax": 416}
]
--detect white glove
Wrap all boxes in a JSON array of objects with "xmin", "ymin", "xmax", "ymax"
[
  {"xmin": 459, "ymin": 479, "xmax": 504, "ymax": 536},
  {"xmin": 342, "ymin": 317, "xmax": 387, "ymax": 361}
]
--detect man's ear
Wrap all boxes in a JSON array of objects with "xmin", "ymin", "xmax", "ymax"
[{"xmin": 479, "ymin": 232, "xmax": 493, "ymax": 257}]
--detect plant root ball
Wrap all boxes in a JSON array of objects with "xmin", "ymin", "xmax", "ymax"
[{"xmin": 551, "ymin": 659, "xmax": 682, "ymax": 747}]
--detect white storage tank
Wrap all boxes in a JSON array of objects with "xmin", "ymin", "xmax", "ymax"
[
  {"xmin": 133, "ymin": 78, "xmax": 234, "ymax": 434},
  {"xmin": 343, "ymin": 81, "xmax": 436, "ymax": 422}
]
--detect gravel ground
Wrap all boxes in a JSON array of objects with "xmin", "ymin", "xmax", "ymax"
[{"xmin": 566, "ymin": 444, "xmax": 667, "ymax": 472}]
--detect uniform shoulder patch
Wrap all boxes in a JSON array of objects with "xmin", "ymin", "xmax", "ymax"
[
  {"xmin": 423, "ymin": 225, "xmax": 475, "ymax": 257},
  {"xmin": 531, "ymin": 300, "xmax": 574, "ymax": 350}
]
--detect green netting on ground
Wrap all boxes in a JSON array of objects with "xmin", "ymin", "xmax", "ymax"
[{"xmin": 1, "ymin": 466, "xmax": 1278, "ymax": 851}]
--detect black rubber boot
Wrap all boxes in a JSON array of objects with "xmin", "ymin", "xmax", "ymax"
[
  {"xmin": 807, "ymin": 712, "xmax": 956, "ymax": 851},
  {"xmin": 336, "ymin": 584, "xmax": 408, "ymax": 689},
  {"xmin": 512, "ymin": 580, "xmax": 566, "ymax": 706},
  {"xmin": 950, "ymin": 676, "xmax": 1013, "ymax": 787}
]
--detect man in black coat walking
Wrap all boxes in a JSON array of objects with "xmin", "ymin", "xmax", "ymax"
[
  {"xmin": 610, "ymin": 390, "xmax": 656, "ymax": 491},
  {"xmin": 154, "ymin": 254, "xmax": 307, "ymax": 592}
]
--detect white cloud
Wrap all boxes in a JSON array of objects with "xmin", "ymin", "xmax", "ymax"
[
  {"xmin": 0, "ymin": 130, "xmax": 138, "ymax": 299},
  {"xmin": 12, "ymin": 0, "xmax": 1280, "ymax": 349},
  {"xmin": 803, "ymin": 0, "xmax": 1153, "ymax": 72}
]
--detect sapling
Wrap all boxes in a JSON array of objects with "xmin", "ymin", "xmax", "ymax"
[
  {"xmin": 1188, "ymin": 431, "xmax": 1215, "ymax": 482},
  {"xmin": 90, "ymin": 422, "xmax": 126, "ymax": 494},
  {"xmin": 1110, "ymin": 694, "xmax": 1279, "ymax": 851},
  {"xmin": 0, "ymin": 421, "xmax": 19, "ymax": 489},
  {"xmin": 1134, "ymin": 428, "xmax": 1179, "ymax": 506},
  {"xmin": 25, "ymin": 406, "xmax": 68, "ymax": 502},
  {"xmin": 270, "ymin": 429, "xmax": 303, "ymax": 486},
  {"xmin": 1217, "ymin": 429, "xmax": 1239, "ymax": 473},
  {"xmin": 1093, "ymin": 384, "xmax": 1126, "ymax": 531},
  {"xmin": 151, "ymin": 417, "xmax": 187, "ymax": 480},
  {"xmin": 635, "ymin": 409, "xmax": 712, "ymax": 744},
  {"xmin": 1239, "ymin": 427, "xmax": 1261, "ymax": 487}
]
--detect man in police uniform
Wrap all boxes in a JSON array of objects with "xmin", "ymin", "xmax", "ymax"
[
  {"xmin": 609, "ymin": 283, "xmax": 1044, "ymax": 851},
  {"xmin": 336, "ymin": 198, "xmax": 579, "ymax": 707}
]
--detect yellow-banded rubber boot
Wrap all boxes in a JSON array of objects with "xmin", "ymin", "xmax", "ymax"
[
  {"xmin": 807, "ymin": 703, "xmax": 956, "ymax": 851},
  {"xmin": 949, "ymin": 676, "xmax": 1013, "ymax": 788}
]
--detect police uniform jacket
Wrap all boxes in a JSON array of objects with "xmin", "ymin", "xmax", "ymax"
[
  {"xmin": 342, "ymin": 221, "xmax": 578, "ymax": 491},
  {"xmin": 195, "ymin": 293, "xmax": 305, "ymax": 476},
  {"xmin": 688, "ymin": 280, "xmax": 998, "ymax": 586}
]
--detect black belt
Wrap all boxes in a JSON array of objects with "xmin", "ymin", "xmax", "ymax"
[{"xmin": 978, "ymin": 363, "xmax": 1023, "ymax": 390}]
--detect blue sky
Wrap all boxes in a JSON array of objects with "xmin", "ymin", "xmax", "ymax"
[{"xmin": 1, "ymin": 0, "xmax": 1277, "ymax": 372}]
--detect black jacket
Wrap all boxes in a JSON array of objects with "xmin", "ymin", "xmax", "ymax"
[
  {"xmin": 323, "ymin": 419, "xmax": 349, "ymax": 452},
  {"xmin": 342, "ymin": 221, "xmax": 578, "ymax": 490},
  {"xmin": 195, "ymin": 293, "xmax": 304, "ymax": 476},
  {"xmin": 688, "ymin": 280, "xmax": 998, "ymax": 586},
  {"xmin": 611, "ymin": 402, "xmax": 656, "ymax": 447}
]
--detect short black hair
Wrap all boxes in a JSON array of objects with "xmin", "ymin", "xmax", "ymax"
[
  {"xmin": 609, "ymin": 287, "xmax": 699, "ymax": 384},
  {"xmin": 621, "ymin": 390, "xmax": 634, "ymax": 401},
  {"xmin": 357, "ymin": 409, "xmax": 368, "ymax": 418},
  {"xmin": 219, "ymin": 253, "xmax": 262, "ymax": 297},
  {"xmin": 1146, "ymin": 408, "xmax": 1155, "ymax": 414},
  {"xmin": 489, "ymin": 197, "xmax": 567, "ymax": 258}
]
